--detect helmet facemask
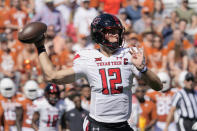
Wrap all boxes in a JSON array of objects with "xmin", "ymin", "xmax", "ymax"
[
  {"xmin": 1, "ymin": 87, "xmax": 16, "ymax": 98},
  {"xmin": 0, "ymin": 78, "xmax": 16, "ymax": 98},
  {"xmin": 46, "ymin": 93, "xmax": 59, "ymax": 106},
  {"xmin": 100, "ymin": 27, "xmax": 124, "ymax": 52},
  {"xmin": 45, "ymin": 84, "xmax": 60, "ymax": 106},
  {"xmin": 26, "ymin": 89, "xmax": 38, "ymax": 100},
  {"xmin": 24, "ymin": 80, "xmax": 39, "ymax": 100}
]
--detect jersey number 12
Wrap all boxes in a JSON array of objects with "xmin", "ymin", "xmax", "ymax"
[{"xmin": 99, "ymin": 68, "xmax": 123, "ymax": 95}]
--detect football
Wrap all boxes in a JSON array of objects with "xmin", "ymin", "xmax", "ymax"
[{"xmin": 18, "ymin": 22, "xmax": 47, "ymax": 44}]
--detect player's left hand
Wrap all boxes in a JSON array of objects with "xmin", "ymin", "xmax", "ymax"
[{"xmin": 130, "ymin": 46, "xmax": 146, "ymax": 71}]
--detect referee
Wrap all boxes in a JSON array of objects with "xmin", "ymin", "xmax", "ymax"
[{"xmin": 164, "ymin": 72, "xmax": 197, "ymax": 131}]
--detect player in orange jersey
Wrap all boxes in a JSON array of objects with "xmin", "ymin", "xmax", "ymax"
[
  {"xmin": 16, "ymin": 80, "xmax": 39, "ymax": 131},
  {"xmin": 146, "ymin": 72, "xmax": 178, "ymax": 131},
  {"xmin": 0, "ymin": 78, "xmax": 23, "ymax": 131}
]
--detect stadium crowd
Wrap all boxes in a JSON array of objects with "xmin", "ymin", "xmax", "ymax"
[{"xmin": 0, "ymin": 0, "xmax": 197, "ymax": 131}]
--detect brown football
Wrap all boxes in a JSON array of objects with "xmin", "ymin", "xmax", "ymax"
[{"xmin": 18, "ymin": 22, "xmax": 47, "ymax": 44}]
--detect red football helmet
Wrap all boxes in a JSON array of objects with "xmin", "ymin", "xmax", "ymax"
[{"xmin": 45, "ymin": 83, "xmax": 60, "ymax": 105}]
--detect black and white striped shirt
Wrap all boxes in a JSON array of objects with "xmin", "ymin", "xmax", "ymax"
[{"xmin": 171, "ymin": 88, "xmax": 197, "ymax": 120}]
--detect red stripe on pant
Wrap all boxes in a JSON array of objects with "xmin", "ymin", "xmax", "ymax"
[{"xmin": 86, "ymin": 121, "xmax": 90, "ymax": 131}]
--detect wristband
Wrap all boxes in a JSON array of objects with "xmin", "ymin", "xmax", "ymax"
[
  {"xmin": 37, "ymin": 45, "xmax": 46, "ymax": 54},
  {"xmin": 140, "ymin": 66, "xmax": 148, "ymax": 73}
]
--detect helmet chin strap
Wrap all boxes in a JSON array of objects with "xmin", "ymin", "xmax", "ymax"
[
  {"xmin": 102, "ymin": 38, "xmax": 121, "ymax": 50},
  {"xmin": 100, "ymin": 44, "xmax": 118, "ymax": 54}
]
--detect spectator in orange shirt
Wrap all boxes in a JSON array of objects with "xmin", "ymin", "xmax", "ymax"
[
  {"xmin": 20, "ymin": 0, "xmax": 34, "ymax": 18},
  {"xmin": 59, "ymin": 38, "xmax": 75, "ymax": 69},
  {"xmin": 167, "ymin": 28, "xmax": 192, "ymax": 86},
  {"xmin": 48, "ymin": 44, "xmax": 61, "ymax": 70},
  {"xmin": 135, "ymin": 83, "xmax": 157, "ymax": 131},
  {"xmin": 5, "ymin": 28, "xmax": 24, "ymax": 54},
  {"xmin": 147, "ymin": 34, "xmax": 167, "ymax": 73},
  {"xmin": 4, "ymin": 0, "xmax": 11, "ymax": 7},
  {"xmin": 125, "ymin": 32, "xmax": 142, "ymax": 50},
  {"xmin": 5, "ymin": 0, "xmax": 29, "ymax": 38},
  {"xmin": 89, "ymin": 0, "xmax": 99, "ymax": 8},
  {"xmin": 140, "ymin": 29, "xmax": 155, "ymax": 65},
  {"xmin": 0, "ymin": 34, "xmax": 18, "ymax": 79},
  {"xmin": 167, "ymin": 28, "xmax": 192, "ymax": 71},
  {"xmin": 142, "ymin": 0, "xmax": 154, "ymax": 15},
  {"xmin": 17, "ymin": 44, "xmax": 40, "ymax": 82},
  {"xmin": 0, "ymin": 3, "xmax": 10, "ymax": 33},
  {"xmin": 99, "ymin": 0, "xmax": 126, "ymax": 15}
]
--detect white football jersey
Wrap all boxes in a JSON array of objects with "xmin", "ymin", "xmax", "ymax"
[
  {"xmin": 73, "ymin": 48, "xmax": 141, "ymax": 123},
  {"xmin": 33, "ymin": 97, "xmax": 66, "ymax": 131}
]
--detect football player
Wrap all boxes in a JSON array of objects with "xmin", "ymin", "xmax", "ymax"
[
  {"xmin": 33, "ymin": 13, "xmax": 162, "ymax": 131},
  {"xmin": 15, "ymin": 80, "xmax": 39, "ymax": 131},
  {"xmin": 0, "ymin": 78, "xmax": 23, "ymax": 131},
  {"xmin": 146, "ymin": 72, "xmax": 177, "ymax": 131},
  {"xmin": 31, "ymin": 83, "xmax": 65, "ymax": 131}
]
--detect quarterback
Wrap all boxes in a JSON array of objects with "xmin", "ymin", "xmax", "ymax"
[{"xmin": 32, "ymin": 13, "xmax": 162, "ymax": 131}]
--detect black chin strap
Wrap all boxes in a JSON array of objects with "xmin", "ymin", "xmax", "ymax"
[{"xmin": 103, "ymin": 41, "xmax": 120, "ymax": 51}]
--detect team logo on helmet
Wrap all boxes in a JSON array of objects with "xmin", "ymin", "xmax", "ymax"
[{"xmin": 92, "ymin": 17, "xmax": 101, "ymax": 26}]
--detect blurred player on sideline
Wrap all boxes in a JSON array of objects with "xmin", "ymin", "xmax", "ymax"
[
  {"xmin": 15, "ymin": 80, "xmax": 39, "ymax": 131},
  {"xmin": 146, "ymin": 72, "xmax": 177, "ymax": 131},
  {"xmin": 0, "ymin": 78, "xmax": 23, "ymax": 131},
  {"xmin": 31, "ymin": 83, "xmax": 65, "ymax": 131}
]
